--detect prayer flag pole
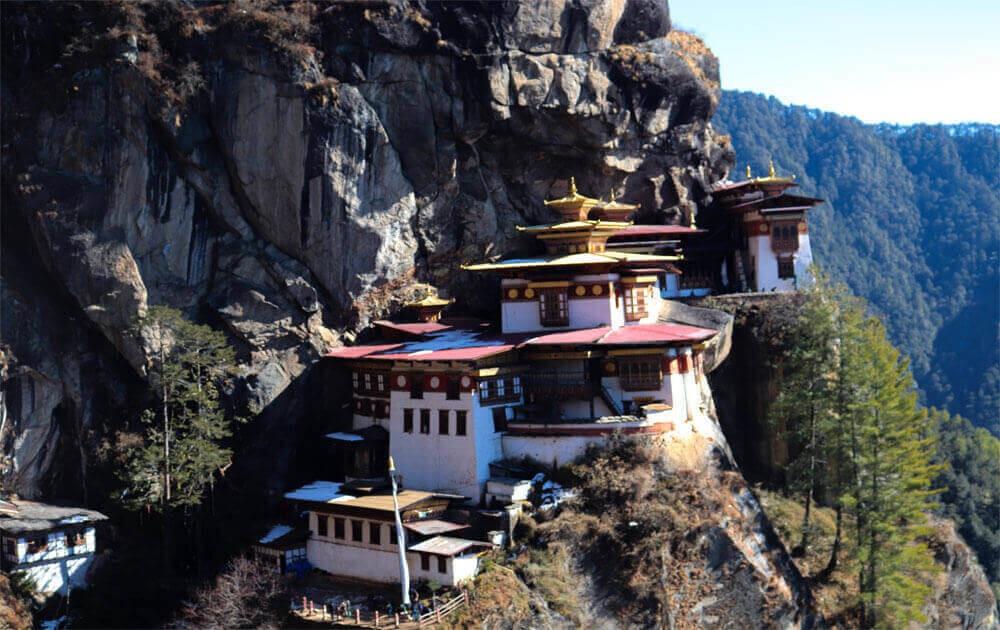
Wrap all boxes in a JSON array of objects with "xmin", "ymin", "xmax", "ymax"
[{"xmin": 389, "ymin": 456, "xmax": 411, "ymax": 607}]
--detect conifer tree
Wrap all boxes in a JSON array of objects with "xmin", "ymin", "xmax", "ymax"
[
  {"xmin": 120, "ymin": 306, "xmax": 239, "ymax": 570},
  {"xmin": 772, "ymin": 275, "xmax": 943, "ymax": 626},
  {"xmin": 841, "ymin": 316, "xmax": 942, "ymax": 628}
]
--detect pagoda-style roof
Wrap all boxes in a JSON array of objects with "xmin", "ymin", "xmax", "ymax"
[
  {"xmin": 404, "ymin": 294, "xmax": 454, "ymax": 308},
  {"xmin": 516, "ymin": 220, "xmax": 630, "ymax": 234},
  {"xmin": 542, "ymin": 177, "xmax": 602, "ymax": 221},
  {"xmin": 463, "ymin": 250, "xmax": 679, "ymax": 273}
]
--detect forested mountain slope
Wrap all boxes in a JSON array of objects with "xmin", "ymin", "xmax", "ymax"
[{"xmin": 713, "ymin": 91, "xmax": 999, "ymax": 431}]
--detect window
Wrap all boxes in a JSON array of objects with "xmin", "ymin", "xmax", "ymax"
[
  {"xmin": 446, "ymin": 377, "xmax": 461, "ymax": 400},
  {"xmin": 27, "ymin": 537, "xmax": 46, "ymax": 554},
  {"xmin": 317, "ymin": 515, "xmax": 328, "ymax": 537},
  {"xmin": 438, "ymin": 410, "xmax": 449, "ymax": 435},
  {"xmin": 624, "ymin": 285, "xmax": 648, "ymax": 321},
  {"xmin": 66, "ymin": 531, "xmax": 86, "ymax": 548},
  {"xmin": 420, "ymin": 553, "xmax": 430, "ymax": 571},
  {"xmin": 4, "ymin": 538, "xmax": 16, "ymax": 556},
  {"xmin": 410, "ymin": 375, "xmax": 424, "ymax": 399},
  {"xmin": 369, "ymin": 522, "xmax": 381, "ymax": 546},
  {"xmin": 437, "ymin": 556, "xmax": 447, "ymax": 573},
  {"xmin": 334, "ymin": 518, "xmax": 345, "ymax": 540},
  {"xmin": 455, "ymin": 411, "xmax": 467, "ymax": 436},
  {"xmin": 351, "ymin": 520, "xmax": 363, "ymax": 542},
  {"xmin": 420, "ymin": 409, "xmax": 431, "ymax": 434},
  {"xmin": 771, "ymin": 222, "xmax": 799, "ymax": 253},
  {"xmin": 389, "ymin": 526, "xmax": 398, "ymax": 546},
  {"xmin": 538, "ymin": 288, "xmax": 569, "ymax": 326},
  {"xmin": 492, "ymin": 407, "xmax": 507, "ymax": 432},
  {"xmin": 403, "ymin": 409, "xmax": 414, "ymax": 433},
  {"xmin": 619, "ymin": 358, "xmax": 662, "ymax": 391},
  {"xmin": 479, "ymin": 377, "xmax": 521, "ymax": 405},
  {"xmin": 355, "ymin": 370, "xmax": 389, "ymax": 395},
  {"xmin": 777, "ymin": 257, "xmax": 795, "ymax": 279}
]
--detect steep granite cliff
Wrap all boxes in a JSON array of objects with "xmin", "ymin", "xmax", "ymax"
[{"xmin": 1, "ymin": 0, "xmax": 732, "ymax": 498}]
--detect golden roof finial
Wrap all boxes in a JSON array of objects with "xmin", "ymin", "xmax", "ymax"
[
  {"xmin": 768, "ymin": 160, "xmax": 776, "ymax": 178},
  {"xmin": 745, "ymin": 164, "xmax": 752, "ymax": 179},
  {"xmin": 609, "ymin": 188, "xmax": 616, "ymax": 202},
  {"xmin": 388, "ymin": 456, "xmax": 395, "ymax": 473},
  {"xmin": 570, "ymin": 176, "xmax": 578, "ymax": 196}
]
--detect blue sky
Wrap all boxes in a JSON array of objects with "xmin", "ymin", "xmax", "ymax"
[{"xmin": 668, "ymin": 0, "xmax": 1000, "ymax": 124}]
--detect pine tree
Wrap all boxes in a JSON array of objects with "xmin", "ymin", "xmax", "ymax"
[
  {"xmin": 842, "ymin": 316, "xmax": 942, "ymax": 628},
  {"xmin": 120, "ymin": 306, "xmax": 239, "ymax": 571},
  {"xmin": 768, "ymin": 274, "xmax": 840, "ymax": 553}
]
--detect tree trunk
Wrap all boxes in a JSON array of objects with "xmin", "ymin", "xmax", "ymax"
[{"xmin": 817, "ymin": 503, "xmax": 842, "ymax": 581}]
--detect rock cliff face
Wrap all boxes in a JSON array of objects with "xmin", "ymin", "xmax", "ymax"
[{"xmin": 0, "ymin": 0, "xmax": 732, "ymax": 498}]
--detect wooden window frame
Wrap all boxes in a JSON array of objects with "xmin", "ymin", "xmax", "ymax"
[
  {"xmin": 420, "ymin": 553, "xmax": 430, "ymax": 571},
  {"xmin": 618, "ymin": 358, "xmax": 663, "ymax": 391},
  {"xmin": 455, "ymin": 411, "xmax": 468, "ymax": 436},
  {"xmin": 437, "ymin": 555, "xmax": 447, "ymax": 573},
  {"xmin": 317, "ymin": 515, "xmax": 328, "ymax": 537},
  {"xmin": 369, "ymin": 522, "xmax": 381, "ymax": 546},
  {"xmin": 438, "ymin": 410, "xmax": 449, "ymax": 435},
  {"xmin": 538, "ymin": 288, "xmax": 569, "ymax": 327},
  {"xmin": 351, "ymin": 520, "xmax": 363, "ymax": 542},
  {"xmin": 403, "ymin": 409, "xmax": 414, "ymax": 433},
  {"xmin": 777, "ymin": 257, "xmax": 795, "ymax": 279},
  {"xmin": 410, "ymin": 376, "xmax": 424, "ymax": 399},
  {"xmin": 334, "ymin": 517, "xmax": 345, "ymax": 540},
  {"xmin": 446, "ymin": 377, "xmax": 461, "ymax": 400},
  {"xmin": 623, "ymin": 285, "xmax": 648, "ymax": 321},
  {"xmin": 420, "ymin": 409, "xmax": 431, "ymax": 434}
]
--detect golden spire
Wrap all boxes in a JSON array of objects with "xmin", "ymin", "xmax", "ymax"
[
  {"xmin": 569, "ymin": 176, "xmax": 578, "ymax": 195},
  {"xmin": 388, "ymin": 456, "xmax": 395, "ymax": 473},
  {"xmin": 768, "ymin": 160, "xmax": 776, "ymax": 178},
  {"xmin": 609, "ymin": 188, "xmax": 616, "ymax": 202},
  {"xmin": 745, "ymin": 164, "xmax": 752, "ymax": 179}
]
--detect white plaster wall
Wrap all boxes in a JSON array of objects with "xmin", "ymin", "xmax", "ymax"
[
  {"xmin": 307, "ymin": 536, "xmax": 471, "ymax": 587},
  {"xmin": 749, "ymin": 235, "xmax": 795, "ymax": 292},
  {"xmin": 390, "ymin": 390, "xmax": 504, "ymax": 499},
  {"xmin": 794, "ymin": 234, "xmax": 814, "ymax": 287},
  {"xmin": 451, "ymin": 555, "xmax": 481, "ymax": 584},
  {"xmin": 501, "ymin": 296, "xmax": 618, "ymax": 334},
  {"xmin": 307, "ymin": 538, "xmax": 404, "ymax": 582},
  {"xmin": 19, "ymin": 555, "xmax": 93, "ymax": 595},
  {"xmin": 502, "ymin": 434, "xmax": 608, "ymax": 467}
]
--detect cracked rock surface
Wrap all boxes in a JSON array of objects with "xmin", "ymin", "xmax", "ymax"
[{"xmin": 1, "ymin": 0, "xmax": 732, "ymax": 498}]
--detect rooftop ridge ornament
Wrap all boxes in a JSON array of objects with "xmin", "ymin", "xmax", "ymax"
[
  {"xmin": 768, "ymin": 159, "xmax": 776, "ymax": 178},
  {"xmin": 570, "ymin": 176, "xmax": 578, "ymax": 195},
  {"xmin": 746, "ymin": 164, "xmax": 752, "ymax": 179}
]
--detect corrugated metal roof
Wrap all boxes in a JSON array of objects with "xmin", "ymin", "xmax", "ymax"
[
  {"xmin": 408, "ymin": 535, "xmax": 494, "ymax": 556},
  {"xmin": 403, "ymin": 519, "xmax": 469, "ymax": 536},
  {"xmin": 521, "ymin": 327, "xmax": 612, "ymax": 345},
  {"xmin": 324, "ymin": 343, "xmax": 404, "ymax": 359},
  {"xmin": 0, "ymin": 501, "xmax": 108, "ymax": 534},
  {"xmin": 598, "ymin": 323, "xmax": 716, "ymax": 344}
]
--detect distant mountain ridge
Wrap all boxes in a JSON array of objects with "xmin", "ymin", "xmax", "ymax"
[{"xmin": 712, "ymin": 90, "xmax": 999, "ymax": 431}]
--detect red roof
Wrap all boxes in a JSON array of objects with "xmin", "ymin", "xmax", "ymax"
[
  {"xmin": 519, "ymin": 323, "xmax": 715, "ymax": 347},
  {"xmin": 324, "ymin": 343, "xmax": 404, "ymax": 359},
  {"xmin": 375, "ymin": 344, "xmax": 516, "ymax": 362},
  {"xmin": 610, "ymin": 225, "xmax": 704, "ymax": 238},
  {"xmin": 598, "ymin": 323, "xmax": 716, "ymax": 344},
  {"xmin": 521, "ymin": 327, "xmax": 611, "ymax": 345}
]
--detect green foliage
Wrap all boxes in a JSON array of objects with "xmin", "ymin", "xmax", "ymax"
[
  {"xmin": 770, "ymin": 275, "xmax": 943, "ymax": 627},
  {"xmin": 932, "ymin": 408, "xmax": 1000, "ymax": 586},
  {"xmin": 714, "ymin": 91, "xmax": 999, "ymax": 433},
  {"xmin": 119, "ymin": 306, "xmax": 238, "ymax": 512}
]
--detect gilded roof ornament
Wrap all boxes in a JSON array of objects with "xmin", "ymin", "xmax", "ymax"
[
  {"xmin": 768, "ymin": 160, "xmax": 776, "ymax": 178},
  {"xmin": 745, "ymin": 164, "xmax": 752, "ymax": 179}
]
